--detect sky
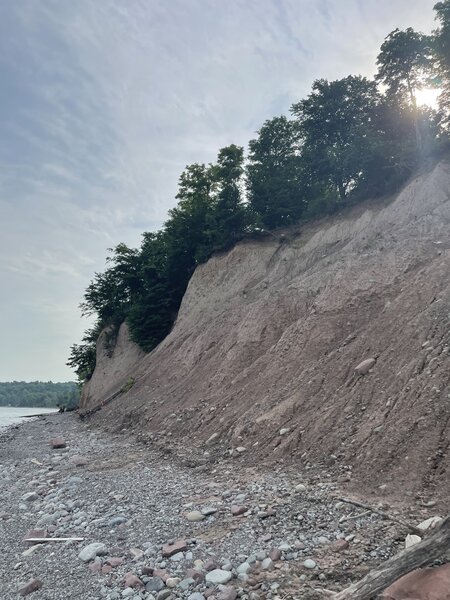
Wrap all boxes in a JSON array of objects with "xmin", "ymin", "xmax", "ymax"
[{"xmin": 0, "ymin": 0, "xmax": 437, "ymax": 382}]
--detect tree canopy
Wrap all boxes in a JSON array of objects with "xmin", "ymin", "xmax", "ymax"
[{"xmin": 0, "ymin": 381, "xmax": 79, "ymax": 409}]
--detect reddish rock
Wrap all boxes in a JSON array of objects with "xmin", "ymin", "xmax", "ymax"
[
  {"xmin": 269, "ymin": 548, "xmax": 282, "ymax": 561},
  {"xmin": 23, "ymin": 529, "xmax": 47, "ymax": 545},
  {"xmin": 106, "ymin": 557, "xmax": 125, "ymax": 568},
  {"xmin": 70, "ymin": 455, "xmax": 88, "ymax": 466},
  {"xmin": 333, "ymin": 539, "xmax": 349, "ymax": 552},
  {"xmin": 204, "ymin": 558, "xmax": 220, "ymax": 572},
  {"xmin": 185, "ymin": 569, "xmax": 204, "ymax": 582},
  {"xmin": 381, "ymin": 564, "xmax": 450, "ymax": 600},
  {"xmin": 101, "ymin": 565, "xmax": 113, "ymax": 575},
  {"xmin": 231, "ymin": 505, "xmax": 248, "ymax": 516},
  {"xmin": 18, "ymin": 579, "xmax": 42, "ymax": 596},
  {"xmin": 50, "ymin": 437, "xmax": 66, "ymax": 449},
  {"xmin": 218, "ymin": 586, "xmax": 238, "ymax": 600},
  {"xmin": 162, "ymin": 539, "xmax": 188, "ymax": 557},
  {"xmin": 123, "ymin": 572, "xmax": 144, "ymax": 589},
  {"xmin": 89, "ymin": 562, "xmax": 102, "ymax": 573},
  {"xmin": 153, "ymin": 568, "xmax": 169, "ymax": 582},
  {"xmin": 204, "ymin": 589, "xmax": 216, "ymax": 598}
]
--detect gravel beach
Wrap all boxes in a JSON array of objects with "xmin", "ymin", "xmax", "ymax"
[{"xmin": 0, "ymin": 413, "xmax": 441, "ymax": 599}]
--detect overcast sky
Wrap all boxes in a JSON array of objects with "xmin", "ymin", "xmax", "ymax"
[{"xmin": 0, "ymin": 0, "xmax": 437, "ymax": 382}]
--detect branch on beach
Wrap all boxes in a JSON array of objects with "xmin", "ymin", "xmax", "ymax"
[
  {"xmin": 330, "ymin": 516, "xmax": 450, "ymax": 600},
  {"xmin": 338, "ymin": 497, "xmax": 423, "ymax": 536}
]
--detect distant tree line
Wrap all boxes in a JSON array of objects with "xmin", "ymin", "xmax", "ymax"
[
  {"xmin": 0, "ymin": 381, "xmax": 79, "ymax": 409},
  {"xmin": 68, "ymin": 2, "xmax": 450, "ymax": 382}
]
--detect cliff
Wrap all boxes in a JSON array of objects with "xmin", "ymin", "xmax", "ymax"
[
  {"xmin": 82, "ymin": 160, "xmax": 450, "ymax": 498},
  {"xmin": 80, "ymin": 322, "xmax": 145, "ymax": 409}
]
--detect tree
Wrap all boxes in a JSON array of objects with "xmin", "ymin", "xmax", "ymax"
[
  {"xmin": 207, "ymin": 145, "xmax": 250, "ymax": 250},
  {"xmin": 80, "ymin": 244, "xmax": 141, "ymax": 325},
  {"xmin": 291, "ymin": 76, "xmax": 380, "ymax": 201},
  {"xmin": 376, "ymin": 28, "xmax": 433, "ymax": 149},
  {"xmin": 247, "ymin": 116, "xmax": 303, "ymax": 229},
  {"xmin": 67, "ymin": 321, "xmax": 103, "ymax": 381},
  {"xmin": 0, "ymin": 381, "xmax": 79, "ymax": 409},
  {"xmin": 126, "ymin": 232, "xmax": 173, "ymax": 352},
  {"xmin": 434, "ymin": 1, "xmax": 450, "ymax": 134}
]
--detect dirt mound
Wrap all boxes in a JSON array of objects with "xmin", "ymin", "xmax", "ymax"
[{"xmin": 81, "ymin": 161, "xmax": 450, "ymax": 501}]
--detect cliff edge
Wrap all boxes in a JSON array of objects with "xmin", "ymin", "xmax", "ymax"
[{"xmin": 82, "ymin": 161, "xmax": 450, "ymax": 499}]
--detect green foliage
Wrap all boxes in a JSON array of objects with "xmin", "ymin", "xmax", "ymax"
[
  {"xmin": 376, "ymin": 28, "xmax": 434, "ymax": 101},
  {"xmin": 376, "ymin": 28, "xmax": 434, "ymax": 150},
  {"xmin": 67, "ymin": 320, "xmax": 103, "ymax": 382},
  {"xmin": 0, "ymin": 381, "xmax": 79, "ymax": 409},
  {"xmin": 68, "ymin": 3, "xmax": 449, "ymax": 383},
  {"xmin": 247, "ymin": 116, "xmax": 303, "ymax": 228},
  {"xmin": 292, "ymin": 76, "xmax": 381, "ymax": 200},
  {"xmin": 434, "ymin": 1, "xmax": 450, "ymax": 135},
  {"xmin": 207, "ymin": 144, "xmax": 250, "ymax": 250},
  {"xmin": 121, "ymin": 376, "xmax": 135, "ymax": 393}
]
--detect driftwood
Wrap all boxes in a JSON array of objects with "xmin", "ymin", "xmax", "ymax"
[
  {"xmin": 24, "ymin": 537, "xmax": 84, "ymax": 543},
  {"xmin": 338, "ymin": 497, "xmax": 423, "ymax": 536},
  {"xmin": 332, "ymin": 516, "xmax": 450, "ymax": 600}
]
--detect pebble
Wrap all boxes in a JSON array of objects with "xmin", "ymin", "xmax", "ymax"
[
  {"xmin": 109, "ymin": 516, "xmax": 128, "ymax": 526},
  {"xmin": 18, "ymin": 579, "xmax": 43, "ymax": 596},
  {"xmin": 236, "ymin": 562, "xmax": 251, "ymax": 574},
  {"xmin": 186, "ymin": 511, "xmax": 205, "ymax": 522},
  {"xmin": 79, "ymin": 542, "xmax": 108, "ymax": 562},
  {"xmin": 21, "ymin": 492, "xmax": 39, "ymax": 502},
  {"xmin": 278, "ymin": 543, "xmax": 291, "ymax": 552},
  {"xmin": 146, "ymin": 578, "xmax": 165, "ymax": 592},
  {"xmin": 188, "ymin": 594, "xmax": 205, "ymax": 600},
  {"xmin": 201, "ymin": 507, "xmax": 217, "ymax": 516},
  {"xmin": 261, "ymin": 558, "xmax": 274, "ymax": 571},
  {"xmin": 218, "ymin": 587, "xmax": 238, "ymax": 600},
  {"xmin": 231, "ymin": 505, "xmax": 248, "ymax": 516},
  {"xmin": 162, "ymin": 539, "xmax": 187, "ymax": 557},
  {"xmin": 205, "ymin": 569, "xmax": 233, "ymax": 585},
  {"xmin": 303, "ymin": 559, "xmax": 317, "ymax": 569},
  {"xmin": 22, "ymin": 545, "xmax": 42, "ymax": 557}
]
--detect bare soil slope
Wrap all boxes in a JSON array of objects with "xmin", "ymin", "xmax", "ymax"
[{"xmin": 82, "ymin": 161, "xmax": 450, "ymax": 500}]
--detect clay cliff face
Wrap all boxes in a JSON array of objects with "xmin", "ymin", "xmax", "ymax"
[
  {"xmin": 80, "ymin": 322, "xmax": 145, "ymax": 409},
  {"xmin": 82, "ymin": 161, "xmax": 450, "ymax": 497}
]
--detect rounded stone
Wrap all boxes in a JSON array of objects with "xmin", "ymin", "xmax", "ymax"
[{"xmin": 303, "ymin": 559, "xmax": 317, "ymax": 570}]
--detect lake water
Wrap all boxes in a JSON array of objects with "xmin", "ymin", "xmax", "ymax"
[{"xmin": 0, "ymin": 406, "xmax": 58, "ymax": 431}]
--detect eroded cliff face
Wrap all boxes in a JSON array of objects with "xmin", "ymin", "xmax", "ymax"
[
  {"xmin": 83, "ymin": 161, "xmax": 450, "ymax": 497},
  {"xmin": 80, "ymin": 322, "xmax": 145, "ymax": 409}
]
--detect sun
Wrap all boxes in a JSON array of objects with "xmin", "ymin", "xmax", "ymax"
[{"xmin": 415, "ymin": 87, "xmax": 440, "ymax": 109}]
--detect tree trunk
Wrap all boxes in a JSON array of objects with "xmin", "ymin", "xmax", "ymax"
[
  {"xmin": 333, "ymin": 516, "xmax": 450, "ymax": 600},
  {"xmin": 407, "ymin": 77, "xmax": 422, "ymax": 152}
]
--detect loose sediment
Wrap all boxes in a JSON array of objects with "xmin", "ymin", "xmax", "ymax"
[{"xmin": 0, "ymin": 413, "xmax": 444, "ymax": 599}]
